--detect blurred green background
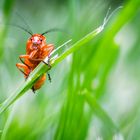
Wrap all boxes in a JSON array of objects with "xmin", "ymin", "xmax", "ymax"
[{"xmin": 0, "ymin": 0, "xmax": 140, "ymax": 139}]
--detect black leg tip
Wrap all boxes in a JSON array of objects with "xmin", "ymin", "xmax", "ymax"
[
  {"xmin": 32, "ymin": 87, "xmax": 36, "ymax": 94},
  {"xmin": 42, "ymin": 60, "xmax": 51, "ymax": 70},
  {"xmin": 47, "ymin": 73, "xmax": 52, "ymax": 83}
]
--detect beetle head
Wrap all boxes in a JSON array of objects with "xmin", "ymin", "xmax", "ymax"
[{"xmin": 30, "ymin": 34, "xmax": 46, "ymax": 45}]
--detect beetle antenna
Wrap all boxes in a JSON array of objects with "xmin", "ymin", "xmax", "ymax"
[
  {"xmin": 8, "ymin": 23, "xmax": 33, "ymax": 35},
  {"xmin": 15, "ymin": 12, "xmax": 33, "ymax": 35},
  {"xmin": 41, "ymin": 28, "xmax": 67, "ymax": 35}
]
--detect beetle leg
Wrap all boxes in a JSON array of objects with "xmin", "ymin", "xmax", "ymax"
[
  {"xmin": 19, "ymin": 54, "xmax": 29, "ymax": 60},
  {"xmin": 42, "ymin": 44, "xmax": 54, "ymax": 69},
  {"xmin": 19, "ymin": 55, "xmax": 30, "ymax": 68},
  {"xmin": 42, "ymin": 56, "xmax": 51, "ymax": 69},
  {"xmin": 42, "ymin": 45, "xmax": 54, "ymax": 81},
  {"xmin": 16, "ymin": 63, "xmax": 29, "ymax": 77},
  {"xmin": 46, "ymin": 44, "xmax": 54, "ymax": 56},
  {"xmin": 47, "ymin": 72, "xmax": 51, "ymax": 82},
  {"xmin": 32, "ymin": 86, "xmax": 36, "ymax": 94},
  {"xmin": 20, "ymin": 51, "xmax": 42, "ymax": 63},
  {"xmin": 29, "ymin": 58, "xmax": 43, "ymax": 61},
  {"xmin": 27, "ymin": 50, "xmax": 42, "ymax": 62}
]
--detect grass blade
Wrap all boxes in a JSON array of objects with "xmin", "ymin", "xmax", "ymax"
[
  {"xmin": 84, "ymin": 90, "xmax": 119, "ymax": 134},
  {"xmin": 0, "ymin": 23, "xmax": 104, "ymax": 115}
]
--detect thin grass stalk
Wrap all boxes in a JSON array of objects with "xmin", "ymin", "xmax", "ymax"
[{"xmin": 0, "ymin": 24, "xmax": 104, "ymax": 115}]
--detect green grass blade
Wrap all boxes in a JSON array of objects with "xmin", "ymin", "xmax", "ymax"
[
  {"xmin": 0, "ymin": 0, "xmax": 15, "ymax": 61},
  {"xmin": 51, "ymin": 26, "xmax": 103, "ymax": 66},
  {"xmin": 1, "ymin": 105, "xmax": 15, "ymax": 140},
  {"xmin": 84, "ymin": 90, "xmax": 118, "ymax": 134},
  {"xmin": 0, "ymin": 24, "xmax": 104, "ymax": 115}
]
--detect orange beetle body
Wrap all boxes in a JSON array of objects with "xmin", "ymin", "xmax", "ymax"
[{"xmin": 16, "ymin": 34, "xmax": 54, "ymax": 92}]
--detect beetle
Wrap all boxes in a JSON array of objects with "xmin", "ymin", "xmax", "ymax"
[
  {"xmin": 8, "ymin": 13, "xmax": 65, "ymax": 92},
  {"xmin": 15, "ymin": 28, "xmax": 56, "ymax": 93}
]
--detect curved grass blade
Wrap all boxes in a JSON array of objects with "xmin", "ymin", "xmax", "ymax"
[
  {"xmin": 83, "ymin": 90, "xmax": 118, "ymax": 134},
  {"xmin": 0, "ymin": 23, "xmax": 104, "ymax": 115},
  {"xmin": 0, "ymin": 6, "xmax": 123, "ymax": 115}
]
